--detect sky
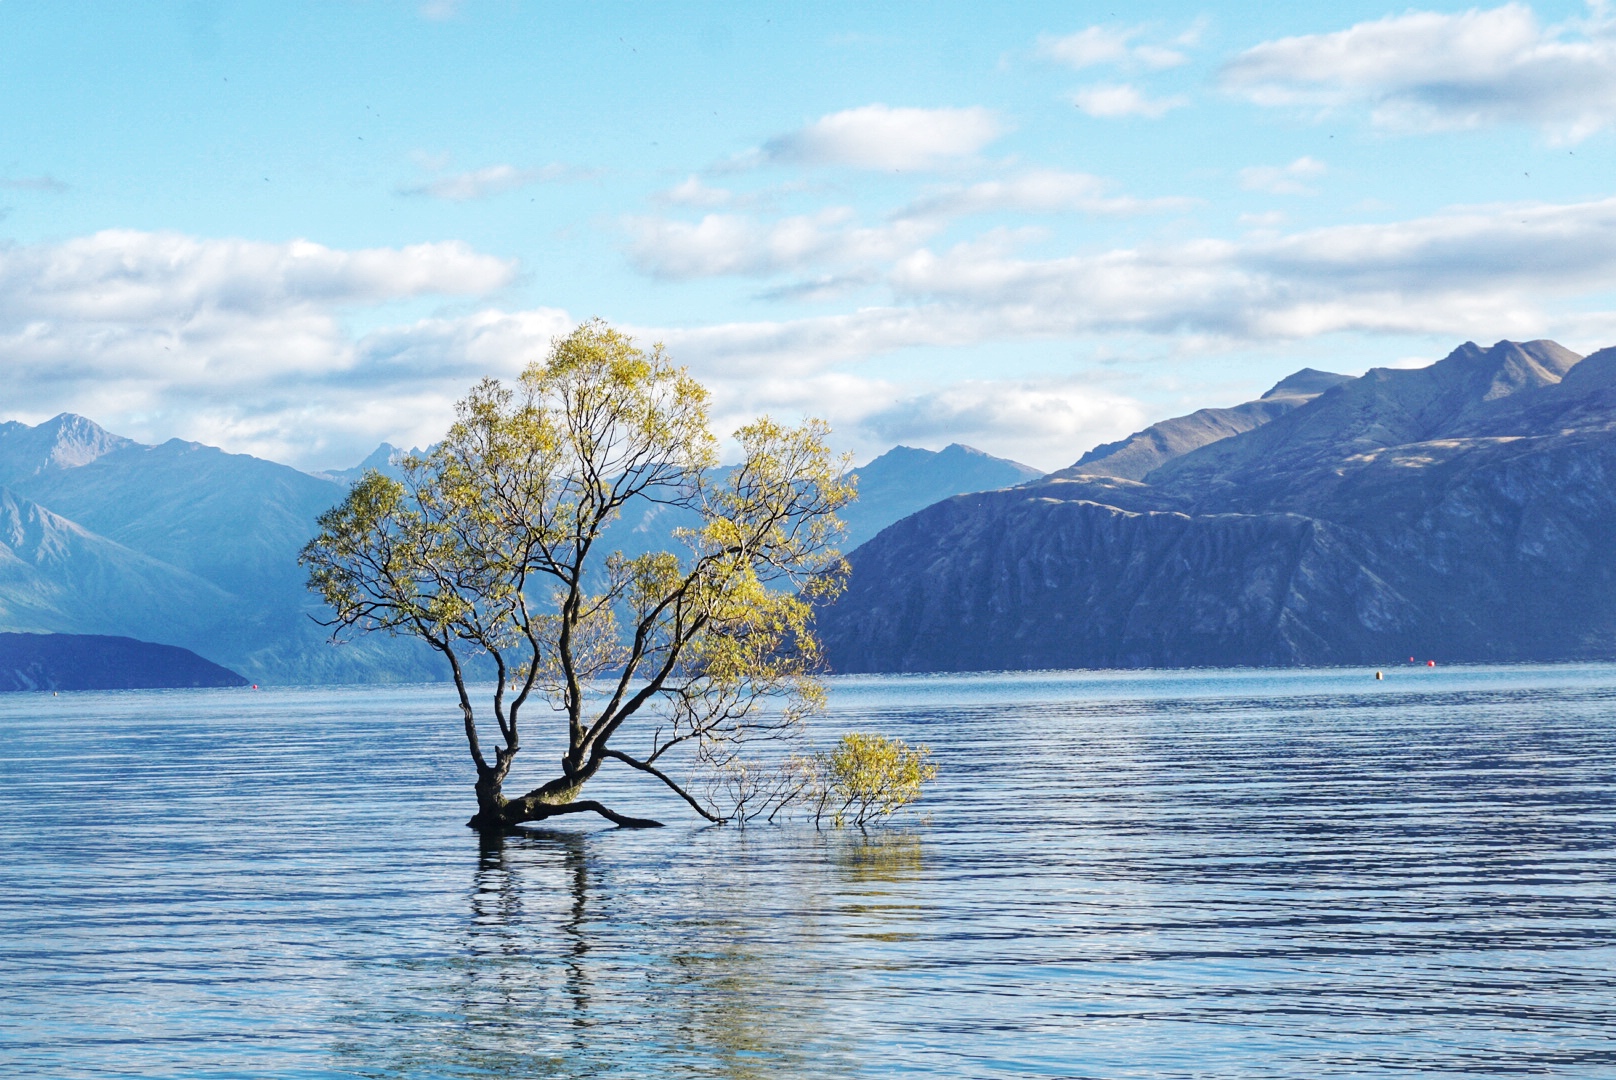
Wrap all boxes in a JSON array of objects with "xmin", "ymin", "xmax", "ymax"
[{"xmin": 4, "ymin": 0, "xmax": 1616, "ymax": 471}]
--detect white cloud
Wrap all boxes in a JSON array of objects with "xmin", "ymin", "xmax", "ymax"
[
  {"xmin": 658, "ymin": 176, "xmax": 736, "ymax": 208},
  {"xmin": 15, "ymin": 195, "xmax": 1616, "ymax": 473},
  {"xmin": 902, "ymin": 168, "xmax": 1195, "ymax": 218},
  {"xmin": 1071, "ymin": 83, "xmax": 1187, "ymax": 119},
  {"xmin": 624, "ymin": 209, "xmax": 939, "ymax": 280},
  {"xmin": 759, "ymin": 104, "xmax": 1004, "ymax": 170},
  {"xmin": 859, "ymin": 377, "xmax": 1148, "ymax": 470},
  {"xmin": 641, "ymin": 195, "xmax": 1616, "ymax": 383},
  {"xmin": 1221, "ymin": 3, "xmax": 1616, "ymax": 140},
  {"xmin": 1238, "ymin": 210, "xmax": 1289, "ymax": 228},
  {"xmin": 0, "ymin": 230, "xmax": 514, "ymax": 322},
  {"xmin": 889, "ymin": 196, "xmax": 1616, "ymax": 340},
  {"xmin": 399, "ymin": 163, "xmax": 594, "ymax": 201},
  {"xmin": 1239, "ymin": 156, "xmax": 1328, "ymax": 196},
  {"xmin": 1038, "ymin": 25, "xmax": 1189, "ymax": 71},
  {"xmin": 753, "ymin": 273, "xmax": 879, "ymax": 304},
  {"xmin": 0, "ymin": 230, "xmax": 523, "ymax": 466}
]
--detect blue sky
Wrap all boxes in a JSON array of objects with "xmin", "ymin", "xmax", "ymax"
[{"xmin": 3, "ymin": 0, "xmax": 1616, "ymax": 469}]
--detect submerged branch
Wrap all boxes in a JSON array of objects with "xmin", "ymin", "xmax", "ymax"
[
  {"xmin": 601, "ymin": 748, "xmax": 726, "ymax": 823},
  {"xmin": 474, "ymin": 798, "xmax": 665, "ymax": 830},
  {"xmin": 535, "ymin": 800, "xmax": 665, "ymax": 829}
]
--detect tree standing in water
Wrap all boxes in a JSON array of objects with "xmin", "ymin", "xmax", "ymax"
[{"xmin": 301, "ymin": 319, "xmax": 899, "ymax": 830}]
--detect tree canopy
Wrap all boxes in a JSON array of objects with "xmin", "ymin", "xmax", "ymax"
[{"xmin": 302, "ymin": 320, "xmax": 929, "ymax": 830}]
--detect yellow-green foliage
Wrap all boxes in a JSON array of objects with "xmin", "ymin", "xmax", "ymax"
[{"xmin": 808, "ymin": 732, "xmax": 938, "ymax": 828}]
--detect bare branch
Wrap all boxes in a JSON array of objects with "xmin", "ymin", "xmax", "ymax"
[{"xmin": 601, "ymin": 748, "xmax": 726, "ymax": 823}]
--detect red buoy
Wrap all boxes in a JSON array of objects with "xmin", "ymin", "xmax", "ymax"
[{"xmin": 1426, "ymin": 660, "xmax": 1435, "ymax": 667}]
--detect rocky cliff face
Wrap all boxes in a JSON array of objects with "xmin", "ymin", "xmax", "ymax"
[
  {"xmin": 0, "ymin": 414, "xmax": 135, "ymax": 483},
  {"xmin": 818, "ymin": 340, "xmax": 1616, "ymax": 672},
  {"xmin": 1053, "ymin": 368, "xmax": 1349, "ymax": 482}
]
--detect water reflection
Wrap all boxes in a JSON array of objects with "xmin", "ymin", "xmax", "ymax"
[
  {"xmin": 834, "ymin": 831, "xmax": 924, "ymax": 884},
  {"xmin": 342, "ymin": 826, "xmax": 888, "ymax": 1079}
]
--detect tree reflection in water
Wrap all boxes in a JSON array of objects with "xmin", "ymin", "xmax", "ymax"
[{"xmin": 336, "ymin": 826, "xmax": 921, "ymax": 1079}]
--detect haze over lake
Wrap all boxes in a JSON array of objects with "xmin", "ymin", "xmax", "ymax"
[{"xmin": 5, "ymin": 665, "xmax": 1614, "ymax": 1078}]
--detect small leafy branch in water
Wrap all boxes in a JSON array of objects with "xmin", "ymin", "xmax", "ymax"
[{"xmin": 794, "ymin": 733, "xmax": 937, "ymax": 828}]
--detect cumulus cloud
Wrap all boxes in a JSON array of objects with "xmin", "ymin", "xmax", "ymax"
[
  {"xmin": 1037, "ymin": 24, "xmax": 1191, "ymax": 71},
  {"xmin": 644, "ymin": 195, "xmax": 1616, "ymax": 383},
  {"xmin": 0, "ymin": 230, "xmax": 524, "ymax": 466},
  {"xmin": 399, "ymin": 163, "xmax": 595, "ymax": 201},
  {"xmin": 1239, "ymin": 210, "xmax": 1289, "ymax": 228},
  {"xmin": 624, "ymin": 209, "xmax": 939, "ymax": 280},
  {"xmin": 0, "ymin": 230, "xmax": 514, "ymax": 321},
  {"xmin": 758, "ymin": 104, "xmax": 1003, "ymax": 170},
  {"xmin": 889, "ymin": 196, "xmax": 1616, "ymax": 340},
  {"xmin": 1239, "ymin": 156, "xmax": 1327, "ymax": 195},
  {"xmin": 753, "ymin": 273, "xmax": 879, "ymax": 304},
  {"xmin": 15, "ymin": 195, "xmax": 1616, "ymax": 473},
  {"xmin": 657, "ymin": 176, "xmax": 736, "ymax": 208},
  {"xmin": 859, "ymin": 377, "xmax": 1148, "ymax": 470},
  {"xmin": 1221, "ymin": 3, "xmax": 1616, "ymax": 139},
  {"xmin": 652, "ymin": 176, "xmax": 817, "ymax": 213},
  {"xmin": 1071, "ymin": 83, "xmax": 1187, "ymax": 118},
  {"xmin": 902, "ymin": 168, "xmax": 1195, "ymax": 218}
]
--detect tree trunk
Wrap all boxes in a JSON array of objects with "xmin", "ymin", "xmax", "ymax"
[
  {"xmin": 468, "ymin": 768, "xmax": 508, "ymax": 831},
  {"xmin": 466, "ymin": 757, "xmax": 664, "ymax": 831}
]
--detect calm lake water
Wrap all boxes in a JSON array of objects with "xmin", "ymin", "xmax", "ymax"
[{"xmin": 3, "ymin": 665, "xmax": 1615, "ymax": 1078}]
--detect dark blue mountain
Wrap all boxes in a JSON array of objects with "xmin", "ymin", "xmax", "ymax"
[
  {"xmin": 0, "ymin": 632, "xmax": 247, "ymax": 691},
  {"xmin": 816, "ymin": 342, "xmax": 1616, "ymax": 672}
]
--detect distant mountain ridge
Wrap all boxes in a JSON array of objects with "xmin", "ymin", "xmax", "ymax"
[
  {"xmin": 311, "ymin": 443, "xmax": 418, "ymax": 485},
  {"xmin": 604, "ymin": 442, "xmax": 1041, "ymax": 562},
  {"xmin": 1055, "ymin": 368, "xmax": 1350, "ymax": 482},
  {"xmin": 817, "ymin": 340, "xmax": 1616, "ymax": 672},
  {"xmin": 0, "ymin": 414, "xmax": 135, "ymax": 483},
  {"xmin": 840, "ymin": 444, "xmax": 1043, "ymax": 549},
  {"xmin": 0, "ymin": 416, "xmax": 1041, "ymax": 684},
  {"xmin": 0, "ymin": 417, "xmax": 445, "ymax": 684}
]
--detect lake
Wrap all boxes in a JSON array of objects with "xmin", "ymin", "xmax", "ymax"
[{"xmin": 3, "ymin": 664, "xmax": 1615, "ymax": 1078}]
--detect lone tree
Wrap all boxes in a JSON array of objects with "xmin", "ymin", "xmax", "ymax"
[{"xmin": 302, "ymin": 319, "xmax": 900, "ymax": 830}]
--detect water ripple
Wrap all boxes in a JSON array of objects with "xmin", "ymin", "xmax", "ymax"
[{"xmin": 2, "ymin": 665, "xmax": 1614, "ymax": 1077}]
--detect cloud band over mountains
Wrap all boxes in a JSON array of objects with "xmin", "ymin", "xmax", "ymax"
[{"xmin": 8, "ymin": 190, "xmax": 1616, "ymax": 469}]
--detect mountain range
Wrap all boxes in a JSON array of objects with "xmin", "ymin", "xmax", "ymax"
[
  {"xmin": 0, "ymin": 418, "xmax": 1039, "ymax": 684},
  {"xmin": 18, "ymin": 337, "xmax": 1601, "ymax": 682},
  {"xmin": 817, "ymin": 340, "xmax": 1616, "ymax": 672}
]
